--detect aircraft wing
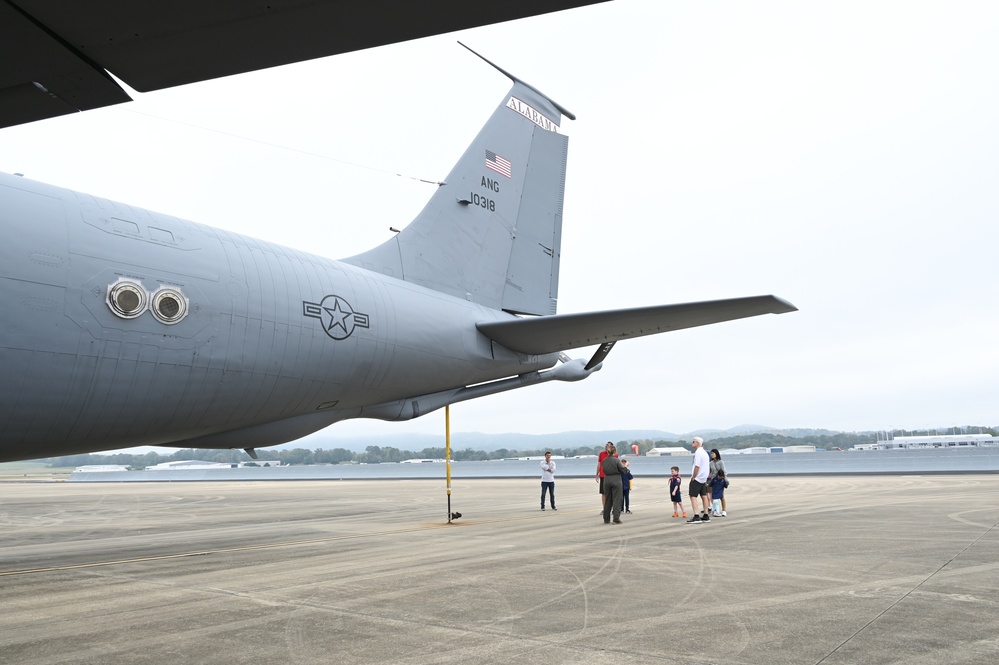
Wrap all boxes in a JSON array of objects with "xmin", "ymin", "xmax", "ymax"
[
  {"xmin": 0, "ymin": 0, "xmax": 609, "ymax": 129},
  {"xmin": 476, "ymin": 295, "xmax": 798, "ymax": 355}
]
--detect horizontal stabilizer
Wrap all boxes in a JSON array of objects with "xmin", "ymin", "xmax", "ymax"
[{"xmin": 476, "ymin": 295, "xmax": 797, "ymax": 355}]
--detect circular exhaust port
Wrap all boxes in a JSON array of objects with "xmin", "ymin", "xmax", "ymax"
[
  {"xmin": 150, "ymin": 286, "xmax": 189, "ymax": 324},
  {"xmin": 107, "ymin": 279, "xmax": 147, "ymax": 319}
]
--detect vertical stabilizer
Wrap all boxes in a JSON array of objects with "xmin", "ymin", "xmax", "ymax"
[{"xmin": 342, "ymin": 51, "xmax": 571, "ymax": 316}]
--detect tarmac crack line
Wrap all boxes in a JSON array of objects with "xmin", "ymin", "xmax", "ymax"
[{"xmin": 813, "ymin": 514, "xmax": 999, "ymax": 665}]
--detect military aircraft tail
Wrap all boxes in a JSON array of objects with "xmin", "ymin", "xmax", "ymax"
[{"xmin": 342, "ymin": 46, "xmax": 572, "ymax": 316}]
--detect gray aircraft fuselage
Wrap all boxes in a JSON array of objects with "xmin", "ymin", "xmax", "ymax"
[{"xmin": 0, "ymin": 172, "xmax": 556, "ymax": 461}]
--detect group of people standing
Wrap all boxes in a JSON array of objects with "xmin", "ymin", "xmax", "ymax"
[
  {"xmin": 678, "ymin": 437, "xmax": 728, "ymax": 523},
  {"xmin": 541, "ymin": 438, "xmax": 728, "ymax": 524},
  {"xmin": 596, "ymin": 442, "xmax": 633, "ymax": 524}
]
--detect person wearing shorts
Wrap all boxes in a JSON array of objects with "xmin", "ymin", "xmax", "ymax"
[{"xmin": 687, "ymin": 436, "xmax": 711, "ymax": 523}]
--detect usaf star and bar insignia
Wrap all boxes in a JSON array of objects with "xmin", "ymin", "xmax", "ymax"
[{"xmin": 303, "ymin": 295, "xmax": 370, "ymax": 340}]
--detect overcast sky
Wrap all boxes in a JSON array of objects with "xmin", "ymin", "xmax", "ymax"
[{"xmin": 1, "ymin": 1, "xmax": 996, "ymax": 446}]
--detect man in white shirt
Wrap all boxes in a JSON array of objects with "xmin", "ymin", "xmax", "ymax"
[
  {"xmin": 686, "ymin": 437, "xmax": 711, "ymax": 523},
  {"xmin": 540, "ymin": 452, "xmax": 557, "ymax": 511}
]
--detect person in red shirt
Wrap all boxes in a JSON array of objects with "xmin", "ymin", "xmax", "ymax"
[{"xmin": 595, "ymin": 441, "xmax": 615, "ymax": 511}]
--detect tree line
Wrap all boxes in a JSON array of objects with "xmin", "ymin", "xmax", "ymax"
[
  {"xmin": 41, "ymin": 444, "xmax": 611, "ymax": 469},
  {"xmin": 35, "ymin": 426, "xmax": 995, "ymax": 469}
]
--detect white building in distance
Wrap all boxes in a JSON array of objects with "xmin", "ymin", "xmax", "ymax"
[
  {"xmin": 726, "ymin": 446, "xmax": 817, "ymax": 454},
  {"xmin": 74, "ymin": 465, "xmax": 130, "ymax": 472},
  {"xmin": 854, "ymin": 433, "xmax": 999, "ymax": 451},
  {"xmin": 144, "ymin": 460, "xmax": 283, "ymax": 470},
  {"xmin": 645, "ymin": 447, "xmax": 692, "ymax": 457}
]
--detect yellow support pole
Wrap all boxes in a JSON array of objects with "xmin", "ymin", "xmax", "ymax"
[{"xmin": 446, "ymin": 405, "xmax": 452, "ymax": 523}]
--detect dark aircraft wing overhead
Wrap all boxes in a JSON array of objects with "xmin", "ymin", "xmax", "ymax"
[
  {"xmin": 0, "ymin": 0, "xmax": 609, "ymax": 130},
  {"xmin": 476, "ymin": 296, "xmax": 798, "ymax": 355}
]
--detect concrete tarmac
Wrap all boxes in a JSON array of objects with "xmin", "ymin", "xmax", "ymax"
[{"xmin": 1, "ymin": 475, "xmax": 997, "ymax": 665}]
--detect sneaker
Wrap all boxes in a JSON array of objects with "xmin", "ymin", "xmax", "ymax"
[
  {"xmin": 552, "ymin": 507, "xmax": 557, "ymax": 511},
  {"xmin": 721, "ymin": 511, "xmax": 727, "ymax": 517},
  {"xmin": 541, "ymin": 507, "xmax": 545, "ymax": 511},
  {"xmin": 672, "ymin": 512, "xmax": 678, "ymax": 518},
  {"xmin": 625, "ymin": 510, "xmax": 632, "ymax": 514},
  {"xmin": 612, "ymin": 519, "xmax": 622, "ymax": 524},
  {"xmin": 686, "ymin": 515, "xmax": 702, "ymax": 524},
  {"xmin": 682, "ymin": 512, "xmax": 688, "ymax": 518},
  {"xmin": 701, "ymin": 513, "xmax": 710, "ymax": 523}
]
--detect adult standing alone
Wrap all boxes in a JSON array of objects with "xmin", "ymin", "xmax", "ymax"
[
  {"xmin": 540, "ymin": 451, "xmax": 557, "ymax": 511},
  {"xmin": 686, "ymin": 437, "xmax": 711, "ymax": 523},
  {"xmin": 601, "ymin": 444, "xmax": 626, "ymax": 524}
]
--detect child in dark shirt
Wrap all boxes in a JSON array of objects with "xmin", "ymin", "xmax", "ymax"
[
  {"xmin": 709, "ymin": 469, "xmax": 728, "ymax": 517},
  {"xmin": 621, "ymin": 459, "xmax": 634, "ymax": 513},
  {"xmin": 669, "ymin": 466, "xmax": 686, "ymax": 518}
]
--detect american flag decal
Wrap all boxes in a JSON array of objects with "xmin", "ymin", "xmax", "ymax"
[{"xmin": 485, "ymin": 150, "xmax": 512, "ymax": 178}]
